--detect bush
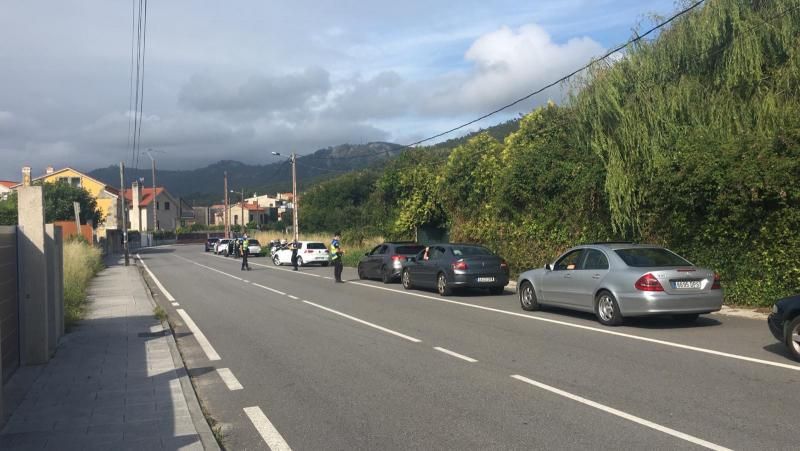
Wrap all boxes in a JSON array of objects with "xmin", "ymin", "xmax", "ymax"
[{"xmin": 63, "ymin": 240, "xmax": 103, "ymax": 328}]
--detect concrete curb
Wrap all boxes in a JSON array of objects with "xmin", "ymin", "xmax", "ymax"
[{"xmin": 136, "ymin": 262, "xmax": 221, "ymax": 451}]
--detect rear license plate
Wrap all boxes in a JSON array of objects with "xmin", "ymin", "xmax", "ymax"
[
  {"xmin": 674, "ymin": 281, "xmax": 701, "ymax": 289},
  {"xmin": 476, "ymin": 277, "xmax": 495, "ymax": 283}
]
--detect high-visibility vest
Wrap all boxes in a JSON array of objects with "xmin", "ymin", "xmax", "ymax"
[{"xmin": 330, "ymin": 241, "xmax": 341, "ymax": 260}]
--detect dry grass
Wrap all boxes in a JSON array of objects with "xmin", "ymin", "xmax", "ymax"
[
  {"xmin": 63, "ymin": 240, "xmax": 103, "ymax": 328},
  {"xmin": 251, "ymin": 231, "xmax": 384, "ymax": 266}
]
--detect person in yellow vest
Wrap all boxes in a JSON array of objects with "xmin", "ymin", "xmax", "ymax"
[
  {"xmin": 330, "ymin": 231, "xmax": 344, "ymax": 283},
  {"xmin": 241, "ymin": 234, "xmax": 251, "ymax": 271}
]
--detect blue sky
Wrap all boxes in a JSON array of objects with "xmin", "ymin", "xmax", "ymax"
[{"xmin": 0, "ymin": 0, "xmax": 676, "ymax": 180}]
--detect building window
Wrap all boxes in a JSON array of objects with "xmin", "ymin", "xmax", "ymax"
[
  {"xmin": 165, "ymin": 201, "xmax": 170, "ymax": 210},
  {"xmin": 234, "ymin": 215, "xmax": 239, "ymax": 225},
  {"xmin": 70, "ymin": 177, "xmax": 81, "ymax": 187}
]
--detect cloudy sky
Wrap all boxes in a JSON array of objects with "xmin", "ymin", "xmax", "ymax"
[{"xmin": 0, "ymin": 0, "xmax": 675, "ymax": 181}]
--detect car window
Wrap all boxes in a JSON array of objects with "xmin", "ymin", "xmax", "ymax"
[
  {"xmin": 429, "ymin": 246, "xmax": 446, "ymax": 260},
  {"xmin": 451, "ymin": 245, "xmax": 492, "ymax": 257},
  {"xmin": 377, "ymin": 245, "xmax": 388, "ymax": 255},
  {"xmin": 582, "ymin": 249, "xmax": 609, "ymax": 270},
  {"xmin": 615, "ymin": 248, "xmax": 692, "ymax": 267},
  {"xmin": 554, "ymin": 250, "xmax": 584, "ymax": 270},
  {"xmin": 249, "ymin": 240, "xmax": 260, "ymax": 246},
  {"xmin": 369, "ymin": 245, "xmax": 382, "ymax": 255},
  {"xmin": 306, "ymin": 242, "xmax": 327, "ymax": 250},
  {"xmin": 396, "ymin": 245, "xmax": 425, "ymax": 255}
]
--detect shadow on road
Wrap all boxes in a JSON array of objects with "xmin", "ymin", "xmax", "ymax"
[
  {"xmin": 531, "ymin": 306, "xmax": 723, "ymax": 329},
  {"xmin": 761, "ymin": 342, "xmax": 796, "ymax": 362}
]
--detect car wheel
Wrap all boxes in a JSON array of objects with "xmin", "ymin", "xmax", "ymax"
[
  {"xmin": 437, "ymin": 272, "xmax": 452, "ymax": 296},
  {"xmin": 402, "ymin": 269, "xmax": 413, "ymax": 289},
  {"xmin": 673, "ymin": 313, "xmax": 700, "ymax": 323},
  {"xmin": 489, "ymin": 286, "xmax": 504, "ymax": 295},
  {"xmin": 595, "ymin": 291, "xmax": 623, "ymax": 326},
  {"xmin": 519, "ymin": 281, "xmax": 539, "ymax": 311},
  {"xmin": 786, "ymin": 316, "xmax": 800, "ymax": 361},
  {"xmin": 381, "ymin": 266, "xmax": 391, "ymax": 284},
  {"xmin": 358, "ymin": 264, "xmax": 367, "ymax": 280},
  {"xmin": 297, "ymin": 257, "xmax": 304, "ymax": 267},
  {"xmin": 272, "ymin": 255, "xmax": 281, "ymax": 266}
]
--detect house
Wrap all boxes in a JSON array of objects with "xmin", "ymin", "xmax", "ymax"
[
  {"xmin": 123, "ymin": 181, "xmax": 180, "ymax": 231},
  {"xmin": 13, "ymin": 167, "xmax": 121, "ymax": 239},
  {"xmin": 0, "ymin": 181, "xmax": 17, "ymax": 201},
  {"xmin": 225, "ymin": 202, "xmax": 267, "ymax": 227}
]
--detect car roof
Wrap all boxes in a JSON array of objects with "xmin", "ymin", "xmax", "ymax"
[{"xmin": 578, "ymin": 243, "xmax": 665, "ymax": 251}]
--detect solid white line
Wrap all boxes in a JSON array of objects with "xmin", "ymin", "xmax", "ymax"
[
  {"xmin": 136, "ymin": 254, "xmax": 176, "ymax": 301},
  {"xmin": 176, "ymin": 309, "xmax": 221, "ymax": 361},
  {"xmin": 244, "ymin": 406, "xmax": 292, "ymax": 451},
  {"xmin": 347, "ymin": 282, "xmax": 800, "ymax": 372},
  {"xmin": 176, "ymin": 254, "xmax": 244, "ymax": 281},
  {"xmin": 216, "ymin": 368, "xmax": 244, "ymax": 391},
  {"xmin": 287, "ymin": 295, "xmax": 299, "ymax": 300},
  {"xmin": 511, "ymin": 375, "xmax": 730, "ymax": 450},
  {"xmin": 252, "ymin": 283, "xmax": 286, "ymax": 296},
  {"xmin": 302, "ymin": 300, "xmax": 422, "ymax": 343},
  {"xmin": 434, "ymin": 346, "xmax": 478, "ymax": 363}
]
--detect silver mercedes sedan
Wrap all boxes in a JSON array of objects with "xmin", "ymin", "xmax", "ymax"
[{"xmin": 516, "ymin": 243, "xmax": 723, "ymax": 326}]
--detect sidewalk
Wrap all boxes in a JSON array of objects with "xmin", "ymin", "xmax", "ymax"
[{"xmin": 0, "ymin": 256, "xmax": 217, "ymax": 450}]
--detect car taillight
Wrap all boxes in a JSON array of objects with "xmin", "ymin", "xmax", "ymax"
[
  {"xmin": 452, "ymin": 260, "xmax": 468, "ymax": 271},
  {"xmin": 711, "ymin": 273, "xmax": 722, "ymax": 289},
  {"xmin": 500, "ymin": 259, "xmax": 508, "ymax": 270},
  {"xmin": 635, "ymin": 273, "xmax": 664, "ymax": 292},
  {"xmin": 391, "ymin": 255, "xmax": 405, "ymax": 262}
]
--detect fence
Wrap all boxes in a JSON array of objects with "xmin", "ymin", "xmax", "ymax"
[{"xmin": 0, "ymin": 226, "xmax": 19, "ymax": 383}]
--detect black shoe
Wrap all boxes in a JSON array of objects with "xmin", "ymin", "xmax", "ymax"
[{"xmin": 293, "ymin": 268, "xmax": 298, "ymax": 271}]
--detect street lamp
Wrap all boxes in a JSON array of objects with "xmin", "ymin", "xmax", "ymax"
[
  {"xmin": 229, "ymin": 188, "xmax": 245, "ymax": 235},
  {"xmin": 272, "ymin": 151, "xmax": 298, "ymax": 242}
]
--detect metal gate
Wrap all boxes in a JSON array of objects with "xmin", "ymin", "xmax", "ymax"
[{"xmin": 0, "ymin": 226, "xmax": 19, "ymax": 383}]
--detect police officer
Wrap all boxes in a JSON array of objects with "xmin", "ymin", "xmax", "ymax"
[
  {"xmin": 290, "ymin": 239, "xmax": 300, "ymax": 271},
  {"xmin": 241, "ymin": 234, "xmax": 251, "ymax": 271},
  {"xmin": 330, "ymin": 231, "xmax": 344, "ymax": 283}
]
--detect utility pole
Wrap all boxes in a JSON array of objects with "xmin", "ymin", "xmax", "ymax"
[
  {"xmin": 291, "ymin": 152, "xmax": 299, "ymax": 242},
  {"xmin": 151, "ymin": 156, "xmax": 157, "ymax": 231},
  {"xmin": 119, "ymin": 162, "xmax": 129, "ymax": 266},
  {"xmin": 224, "ymin": 171, "xmax": 229, "ymax": 238},
  {"xmin": 240, "ymin": 187, "xmax": 245, "ymax": 235}
]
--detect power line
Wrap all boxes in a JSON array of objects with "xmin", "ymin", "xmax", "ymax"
[
  {"xmin": 126, "ymin": 0, "xmax": 136, "ymax": 168},
  {"xmin": 131, "ymin": 0, "xmax": 143, "ymax": 170},
  {"xmin": 135, "ymin": 0, "xmax": 149, "ymax": 171}
]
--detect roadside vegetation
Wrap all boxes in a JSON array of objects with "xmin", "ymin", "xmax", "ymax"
[
  {"xmin": 63, "ymin": 238, "xmax": 104, "ymax": 328},
  {"xmin": 297, "ymin": 0, "xmax": 800, "ymax": 307}
]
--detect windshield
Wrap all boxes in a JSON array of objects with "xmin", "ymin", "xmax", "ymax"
[
  {"xmin": 614, "ymin": 248, "xmax": 692, "ymax": 267},
  {"xmin": 248, "ymin": 240, "xmax": 260, "ymax": 246},
  {"xmin": 396, "ymin": 245, "xmax": 425, "ymax": 255},
  {"xmin": 307, "ymin": 242, "xmax": 327, "ymax": 250},
  {"xmin": 451, "ymin": 246, "xmax": 493, "ymax": 257}
]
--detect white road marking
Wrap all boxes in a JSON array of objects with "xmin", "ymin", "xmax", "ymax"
[
  {"xmin": 287, "ymin": 295, "xmax": 299, "ymax": 300},
  {"xmin": 244, "ymin": 406, "xmax": 292, "ymax": 451},
  {"xmin": 252, "ymin": 283, "xmax": 286, "ymax": 296},
  {"xmin": 434, "ymin": 346, "xmax": 478, "ymax": 363},
  {"xmin": 302, "ymin": 300, "xmax": 422, "ymax": 343},
  {"xmin": 176, "ymin": 309, "xmax": 221, "ymax": 361},
  {"xmin": 136, "ymin": 254, "xmax": 175, "ymax": 301},
  {"xmin": 511, "ymin": 375, "xmax": 731, "ymax": 451},
  {"xmin": 175, "ymin": 254, "xmax": 243, "ymax": 281},
  {"xmin": 216, "ymin": 368, "xmax": 244, "ymax": 391},
  {"xmin": 171, "ymin": 302, "xmax": 180, "ymax": 307},
  {"xmin": 243, "ymin": 279, "xmax": 250, "ymax": 283},
  {"xmin": 347, "ymin": 282, "xmax": 800, "ymax": 372}
]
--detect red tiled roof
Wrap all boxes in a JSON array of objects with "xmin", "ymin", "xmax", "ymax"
[
  {"xmin": 123, "ymin": 187, "xmax": 166, "ymax": 207},
  {"xmin": 0, "ymin": 181, "xmax": 18, "ymax": 188},
  {"xmin": 238, "ymin": 202, "xmax": 265, "ymax": 212}
]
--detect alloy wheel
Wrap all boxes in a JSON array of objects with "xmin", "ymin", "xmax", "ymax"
[{"xmin": 597, "ymin": 295, "xmax": 615, "ymax": 322}]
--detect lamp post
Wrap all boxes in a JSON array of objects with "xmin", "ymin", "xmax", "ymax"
[
  {"xmin": 272, "ymin": 151, "xmax": 298, "ymax": 242},
  {"xmin": 144, "ymin": 148, "xmax": 165, "ymax": 231},
  {"xmin": 230, "ymin": 188, "xmax": 245, "ymax": 235}
]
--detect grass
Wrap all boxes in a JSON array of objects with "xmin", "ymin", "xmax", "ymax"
[
  {"xmin": 251, "ymin": 231, "xmax": 383, "ymax": 267},
  {"xmin": 153, "ymin": 305, "xmax": 167, "ymax": 322},
  {"xmin": 63, "ymin": 239, "xmax": 104, "ymax": 328}
]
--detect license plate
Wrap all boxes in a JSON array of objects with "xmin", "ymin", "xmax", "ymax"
[
  {"xmin": 476, "ymin": 277, "xmax": 495, "ymax": 283},
  {"xmin": 675, "ymin": 281, "xmax": 701, "ymax": 289}
]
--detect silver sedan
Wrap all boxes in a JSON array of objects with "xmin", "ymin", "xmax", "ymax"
[{"xmin": 516, "ymin": 243, "xmax": 723, "ymax": 326}]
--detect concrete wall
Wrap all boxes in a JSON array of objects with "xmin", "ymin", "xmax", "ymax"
[{"xmin": 0, "ymin": 226, "xmax": 19, "ymax": 384}]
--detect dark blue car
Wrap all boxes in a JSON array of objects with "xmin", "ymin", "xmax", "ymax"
[
  {"xmin": 401, "ymin": 243, "xmax": 509, "ymax": 296},
  {"xmin": 768, "ymin": 294, "xmax": 800, "ymax": 361}
]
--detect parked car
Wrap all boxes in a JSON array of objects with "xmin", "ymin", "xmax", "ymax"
[
  {"xmin": 516, "ymin": 243, "xmax": 723, "ymax": 326},
  {"xmin": 273, "ymin": 241, "xmax": 330, "ymax": 266},
  {"xmin": 401, "ymin": 243, "xmax": 509, "ymax": 296},
  {"xmin": 205, "ymin": 237, "xmax": 219, "ymax": 252},
  {"xmin": 358, "ymin": 242, "xmax": 426, "ymax": 283},
  {"xmin": 245, "ymin": 239, "xmax": 262, "ymax": 256},
  {"xmin": 214, "ymin": 239, "xmax": 231, "ymax": 255},
  {"xmin": 768, "ymin": 294, "xmax": 800, "ymax": 361}
]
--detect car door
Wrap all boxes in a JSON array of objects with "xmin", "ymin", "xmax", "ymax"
[
  {"xmin": 369, "ymin": 245, "xmax": 388, "ymax": 277},
  {"xmin": 418, "ymin": 246, "xmax": 445, "ymax": 287},
  {"xmin": 542, "ymin": 249, "xmax": 584, "ymax": 305},
  {"xmin": 569, "ymin": 249, "xmax": 610, "ymax": 310},
  {"xmin": 363, "ymin": 245, "xmax": 382, "ymax": 277}
]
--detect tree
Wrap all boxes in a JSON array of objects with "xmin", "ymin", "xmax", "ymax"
[
  {"xmin": 0, "ymin": 192, "xmax": 17, "ymax": 225},
  {"xmin": 41, "ymin": 182, "xmax": 103, "ymax": 227}
]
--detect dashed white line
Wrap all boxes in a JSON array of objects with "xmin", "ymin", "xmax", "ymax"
[
  {"xmin": 176, "ymin": 309, "xmax": 221, "ymax": 361},
  {"xmin": 216, "ymin": 368, "xmax": 244, "ymax": 391},
  {"xmin": 302, "ymin": 300, "xmax": 422, "ymax": 343},
  {"xmin": 244, "ymin": 406, "xmax": 292, "ymax": 451},
  {"xmin": 434, "ymin": 347, "xmax": 478, "ymax": 363},
  {"xmin": 171, "ymin": 302, "xmax": 180, "ymax": 307},
  {"xmin": 175, "ymin": 254, "xmax": 243, "ymax": 281},
  {"xmin": 511, "ymin": 375, "xmax": 730, "ymax": 450},
  {"xmin": 252, "ymin": 283, "xmax": 286, "ymax": 296},
  {"xmin": 287, "ymin": 295, "xmax": 299, "ymax": 300},
  {"xmin": 243, "ymin": 279, "xmax": 250, "ymax": 283},
  {"xmin": 136, "ymin": 254, "xmax": 176, "ymax": 301}
]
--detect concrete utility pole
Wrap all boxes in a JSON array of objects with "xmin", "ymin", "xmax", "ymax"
[
  {"xmin": 224, "ymin": 171, "xmax": 229, "ymax": 238},
  {"xmin": 291, "ymin": 152, "xmax": 298, "ymax": 242},
  {"xmin": 119, "ymin": 162, "xmax": 129, "ymax": 266},
  {"xmin": 241, "ymin": 187, "xmax": 245, "ymax": 234},
  {"xmin": 145, "ymin": 149, "xmax": 163, "ymax": 231}
]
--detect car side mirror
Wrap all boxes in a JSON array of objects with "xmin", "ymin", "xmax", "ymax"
[{"xmin": 545, "ymin": 263, "xmax": 553, "ymax": 271}]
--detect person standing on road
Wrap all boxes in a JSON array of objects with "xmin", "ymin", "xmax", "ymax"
[
  {"xmin": 241, "ymin": 234, "xmax": 251, "ymax": 271},
  {"xmin": 290, "ymin": 239, "xmax": 300, "ymax": 271},
  {"xmin": 330, "ymin": 232, "xmax": 344, "ymax": 283}
]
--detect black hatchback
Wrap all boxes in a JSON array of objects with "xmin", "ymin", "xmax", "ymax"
[
  {"xmin": 768, "ymin": 294, "xmax": 800, "ymax": 361},
  {"xmin": 205, "ymin": 237, "xmax": 219, "ymax": 252},
  {"xmin": 401, "ymin": 243, "xmax": 509, "ymax": 296},
  {"xmin": 358, "ymin": 242, "xmax": 426, "ymax": 283}
]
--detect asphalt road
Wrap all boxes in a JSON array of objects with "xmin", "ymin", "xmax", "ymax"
[{"xmin": 137, "ymin": 245, "xmax": 800, "ymax": 450}]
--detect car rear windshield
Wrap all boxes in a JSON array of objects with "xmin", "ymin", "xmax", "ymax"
[
  {"xmin": 307, "ymin": 242, "xmax": 327, "ymax": 250},
  {"xmin": 451, "ymin": 246, "xmax": 493, "ymax": 257},
  {"xmin": 248, "ymin": 240, "xmax": 260, "ymax": 246},
  {"xmin": 614, "ymin": 248, "xmax": 692, "ymax": 267},
  {"xmin": 396, "ymin": 245, "xmax": 425, "ymax": 255}
]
